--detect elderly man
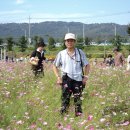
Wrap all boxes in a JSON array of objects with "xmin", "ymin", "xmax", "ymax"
[{"xmin": 53, "ymin": 33, "xmax": 90, "ymax": 116}]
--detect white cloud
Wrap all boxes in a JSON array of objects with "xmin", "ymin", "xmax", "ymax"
[
  {"xmin": 30, "ymin": 13, "xmax": 92, "ymax": 20},
  {"xmin": 16, "ymin": 0, "xmax": 25, "ymax": 4},
  {"xmin": 1, "ymin": 12, "xmax": 127, "ymax": 25},
  {"xmin": 19, "ymin": 13, "xmax": 93, "ymax": 23},
  {"xmin": 0, "ymin": 10, "xmax": 26, "ymax": 15},
  {"xmin": 0, "ymin": 12, "xmax": 92, "ymax": 23},
  {"xmin": 24, "ymin": 13, "xmax": 93, "ymax": 23}
]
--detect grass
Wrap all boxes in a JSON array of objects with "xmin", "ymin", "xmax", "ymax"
[{"xmin": 0, "ymin": 61, "xmax": 129, "ymax": 130}]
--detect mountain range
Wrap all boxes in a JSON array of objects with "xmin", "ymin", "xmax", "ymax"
[{"xmin": 0, "ymin": 21, "xmax": 128, "ymax": 41}]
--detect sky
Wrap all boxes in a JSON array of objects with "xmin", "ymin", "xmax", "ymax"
[{"xmin": 0, "ymin": 0, "xmax": 130, "ymax": 25}]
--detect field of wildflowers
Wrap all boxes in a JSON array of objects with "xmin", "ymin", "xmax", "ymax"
[{"xmin": 0, "ymin": 61, "xmax": 129, "ymax": 130}]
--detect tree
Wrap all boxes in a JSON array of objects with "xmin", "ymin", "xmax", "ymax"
[
  {"xmin": 84, "ymin": 37, "xmax": 92, "ymax": 45},
  {"xmin": 33, "ymin": 36, "xmax": 44, "ymax": 48},
  {"xmin": 75, "ymin": 36, "xmax": 84, "ymax": 49},
  {"xmin": 0, "ymin": 38, "xmax": 3, "ymax": 45},
  {"xmin": 121, "ymin": 36, "xmax": 128, "ymax": 43},
  {"xmin": 95, "ymin": 36, "xmax": 102, "ymax": 44},
  {"xmin": 111, "ymin": 35, "xmax": 122, "ymax": 50},
  {"xmin": 77, "ymin": 37, "xmax": 83, "ymax": 43},
  {"xmin": 48, "ymin": 37, "xmax": 55, "ymax": 50},
  {"xmin": 18, "ymin": 36, "xmax": 28, "ymax": 52},
  {"xmin": 127, "ymin": 24, "xmax": 130, "ymax": 36},
  {"xmin": 6, "ymin": 37, "xmax": 14, "ymax": 51},
  {"xmin": 127, "ymin": 24, "xmax": 130, "ymax": 52},
  {"xmin": 39, "ymin": 37, "xmax": 44, "ymax": 43},
  {"xmin": 33, "ymin": 36, "xmax": 39, "ymax": 44}
]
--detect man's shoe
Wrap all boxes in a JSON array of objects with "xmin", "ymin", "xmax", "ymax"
[
  {"xmin": 75, "ymin": 112, "xmax": 82, "ymax": 117},
  {"xmin": 60, "ymin": 107, "xmax": 66, "ymax": 115}
]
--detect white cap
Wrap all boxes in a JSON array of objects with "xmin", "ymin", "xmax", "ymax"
[{"xmin": 64, "ymin": 33, "xmax": 76, "ymax": 40}]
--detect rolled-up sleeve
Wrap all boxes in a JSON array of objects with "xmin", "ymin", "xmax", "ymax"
[
  {"xmin": 53, "ymin": 52, "xmax": 62, "ymax": 67},
  {"xmin": 80, "ymin": 50, "xmax": 89, "ymax": 66}
]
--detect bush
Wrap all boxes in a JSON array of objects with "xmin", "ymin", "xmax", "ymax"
[{"xmin": 86, "ymin": 53, "xmax": 104, "ymax": 58}]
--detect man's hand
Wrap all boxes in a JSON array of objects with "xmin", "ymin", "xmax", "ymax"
[
  {"xmin": 82, "ymin": 76, "xmax": 88, "ymax": 85},
  {"xmin": 57, "ymin": 77, "xmax": 62, "ymax": 85}
]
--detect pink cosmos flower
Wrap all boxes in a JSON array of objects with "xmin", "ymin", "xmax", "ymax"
[
  {"xmin": 88, "ymin": 115, "xmax": 93, "ymax": 121},
  {"xmin": 66, "ymin": 124, "xmax": 72, "ymax": 129},
  {"xmin": 120, "ymin": 121, "xmax": 129, "ymax": 126},
  {"xmin": 57, "ymin": 123, "xmax": 63, "ymax": 129},
  {"xmin": 29, "ymin": 122, "xmax": 36, "ymax": 129},
  {"xmin": 16, "ymin": 120, "xmax": 24, "ymax": 125},
  {"xmin": 64, "ymin": 116, "xmax": 67, "ymax": 121},
  {"xmin": 64, "ymin": 84, "xmax": 68, "ymax": 88},
  {"xmin": 89, "ymin": 126, "xmax": 94, "ymax": 130}
]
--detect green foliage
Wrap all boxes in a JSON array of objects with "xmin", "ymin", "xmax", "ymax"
[
  {"xmin": 77, "ymin": 37, "xmax": 83, "ymax": 43},
  {"xmin": 4, "ymin": 43, "xmax": 129, "ymax": 59},
  {"xmin": 111, "ymin": 35, "xmax": 123, "ymax": 51},
  {"xmin": 48, "ymin": 37, "xmax": 55, "ymax": 50},
  {"xmin": 95, "ymin": 36, "xmax": 103, "ymax": 44},
  {"xmin": 87, "ymin": 53, "xmax": 104, "ymax": 58},
  {"xmin": 0, "ymin": 38, "xmax": 3, "ymax": 45},
  {"xmin": 84, "ymin": 36, "xmax": 92, "ymax": 45},
  {"xmin": 127, "ymin": 24, "xmax": 130, "ymax": 36},
  {"xmin": 6, "ymin": 37, "xmax": 14, "ymax": 51},
  {"xmin": 75, "ymin": 43, "xmax": 84, "ymax": 49},
  {"xmin": 61, "ymin": 43, "xmax": 66, "ymax": 50},
  {"xmin": 33, "ymin": 36, "xmax": 39, "ymax": 45},
  {"xmin": 18, "ymin": 36, "xmax": 28, "ymax": 52},
  {"xmin": 33, "ymin": 36, "xmax": 44, "ymax": 49}
]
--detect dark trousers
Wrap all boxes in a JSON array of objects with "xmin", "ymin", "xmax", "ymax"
[
  {"xmin": 61, "ymin": 74, "xmax": 83, "ymax": 113},
  {"xmin": 31, "ymin": 65, "xmax": 44, "ymax": 76}
]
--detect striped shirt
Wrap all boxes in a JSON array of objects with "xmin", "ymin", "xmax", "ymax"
[{"xmin": 53, "ymin": 48, "xmax": 89, "ymax": 81}]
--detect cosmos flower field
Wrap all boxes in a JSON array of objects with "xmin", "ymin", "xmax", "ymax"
[{"xmin": 0, "ymin": 61, "xmax": 129, "ymax": 130}]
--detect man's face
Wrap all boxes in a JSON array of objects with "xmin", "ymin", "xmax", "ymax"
[{"xmin": 65, "ymin": 39, "xmax": 75, "ymax": 49}]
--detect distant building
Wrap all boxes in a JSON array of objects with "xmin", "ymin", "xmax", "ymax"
[
  {"xmin": 90, "ymin": 42, "xmax": 98, "ymax": 45},
  {"xmin": 55, "ymin": 42, "xmax": 62, "ymax": 47},
  {"xmin": 98, "ymin": 42, "xmax": 112, "ymax": 46},
  {"xmin": 121, "ymin": 42, "xmax": 130, "ymax": 45}
]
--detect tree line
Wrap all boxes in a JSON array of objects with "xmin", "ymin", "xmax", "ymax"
[{"xmin": 0, "ymin": 24, "xmax": 130, "ymax": 53}]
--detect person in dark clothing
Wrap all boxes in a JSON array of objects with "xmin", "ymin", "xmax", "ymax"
[
  {"xmin": 5, "ymin": 55, "xmax": 8, "ymax": 62},
  {"xmin": 106, "ymin": 54, "xmax": 114, "ymax": 67},
  {"xmin": 30, "ymin": 42, "xmax": 46, "ymax": 76}
]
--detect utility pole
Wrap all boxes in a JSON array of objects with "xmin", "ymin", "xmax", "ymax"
[
  {"xmin": 104, "ymin": 40, "xmax": 107, "ymax": 58},
  {"xmin": 68, "ymin": 27, "xmax": 70, "ymax": 33},
  {"xmin": 68, "ymin": 23, "xmax": 69, "ymax": 33},
  {"xmin": 4, "ymin": 45, "xmax": 6, "ymax": 61},
  {"xmin": 115, "ymin": 25, "xmax": 117, "ymax": 41},
  {"xmin": 25, "ymin": 29, "xmax": 27, "ymax": 40},
  {"xmin": 83, "ymin": 23, "xmax": 85, "ymax": 43},
  {"xmin": 67, "ymin": 22, "xmax": 70, "ymax": 33},
  {"xmin": 28, "ymin": 16, "xmax": 31, "ymax": 45},
  {"xmin": 0, "ymin": 44, "xmax": 7, "ymax": 61},
  {"xmin": 0, "ymin": 47, "xmax": 2, "ymax": 60}
]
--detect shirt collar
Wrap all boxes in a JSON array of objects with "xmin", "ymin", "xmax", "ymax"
[
  {"xmin": 37, "ymin": 48, "xmax": 43, "ymax": 53},
  {"xmin": 66, "ymin": 48, "xmax": 76, "ymax": 57}
]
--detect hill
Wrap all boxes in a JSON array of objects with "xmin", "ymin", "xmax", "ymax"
[{"xmin": 0, "ymin": 21, "xmax": 128, "ymax": 40}]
